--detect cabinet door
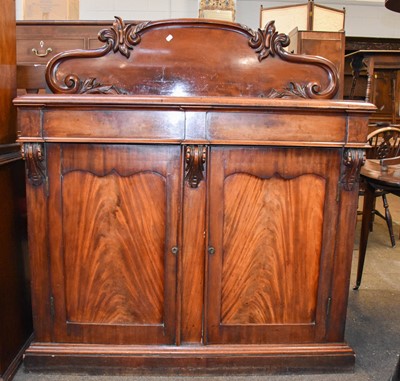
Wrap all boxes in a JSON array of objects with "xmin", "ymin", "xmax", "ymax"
[
  {"xmin": 206, "ymin": 147, "xmax": 341, "ymax": 344},
  {"xmin": 47, "ymin": 144, "xmax": 181, "ymax": 345},
  {"xmin": 372, "ymin": 70, "xmax": 397, "ymax": 123}
]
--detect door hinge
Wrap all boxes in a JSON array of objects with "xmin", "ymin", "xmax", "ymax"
[
  {"xmin": 326, "ymin": 296, "xmax": 332, "ymax": 317},
  {"xmin": 50, "ymin": 295, "xmax": 55, "ymax": 319},
  {"xmin": 45, "ymin": 176, "xmax": 50, "ymax": 198}
]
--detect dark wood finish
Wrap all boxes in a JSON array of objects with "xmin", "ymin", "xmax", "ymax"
[
  {"xmin": 363, "ymin": 127, "xmax": 400, "ymax": 248},
  {"xmin": 288, "ymin": 29, "xmax": 345, "ymax": 98},
  {"xmin": 15, "ymin": 17, "xmax": 375, "ymax": 374},
  {"xmin": 385, "ymin": 0, "xmax": 400, "ymax": 13},
  {"xmin": 16, "ymin": 20, "xmax": 140, "ymax": 94},
  {"xmin": 345, "ymin": 37, "xmax": 400, "ymax": 53},
  {"xmin": 356, "ymin": 159, "xmax": 400, "ymax": 289},
  {"xmin": 345, "ymin": 50, "xmax": 400, "ymax": 124},
  {"xmin": 0, "ymin": 6, "xmax": 17, "ymax": 145},
  {"xmin": 0, "ymin": 2, "xmax": 33, "ymax": 380}
]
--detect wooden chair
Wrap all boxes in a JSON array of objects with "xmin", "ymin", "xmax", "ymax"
[
  {"xmin": 355, "ymin": 154, "xmax": 400, "ymax": 289},
  {"xmin": 363, "ymin": 126, "xmax": 400, "ymax": 247}
]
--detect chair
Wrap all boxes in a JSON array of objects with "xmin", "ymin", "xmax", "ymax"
[
  {"xmin": 362, "ymin": 126, "xmax": 400, "ymax": 247},
  {"xmin": 355, "ymin": 154, "xmax": 400, "ymax": 289}
]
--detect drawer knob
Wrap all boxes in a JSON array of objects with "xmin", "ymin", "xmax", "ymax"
[{"xmin": 32, "ymin": 41, "xmax": 53, "ymax": 57}]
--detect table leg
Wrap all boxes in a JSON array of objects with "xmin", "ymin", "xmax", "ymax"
[{"xmin": 354, "ymin": 182, "xmax": 375, "ymax": 290}]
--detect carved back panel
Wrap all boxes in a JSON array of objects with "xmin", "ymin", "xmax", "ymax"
[{"xmin": 46, "ymin": 17, "xmax": 339, "ymax": 99}]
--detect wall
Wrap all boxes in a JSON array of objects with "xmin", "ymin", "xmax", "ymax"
[{"xmin": 15, "ymin": 0, "xmax": 400, "ymax": 38}]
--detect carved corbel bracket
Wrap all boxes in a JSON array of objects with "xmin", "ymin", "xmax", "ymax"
[
  {"xmin": 340, "ymin": 149, "xmax": 366, "ymax": 192},
  {"xmin": 185, "ymin": 145, "xmax": 207, "ymax": 188},
  {"xmin": 21, "ymin": 143, "xmax": 46, "ymax": 186}
]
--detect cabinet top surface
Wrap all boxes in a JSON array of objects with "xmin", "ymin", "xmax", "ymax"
[{"xmin": 14, "ymin": 94, "xmax": 376, "ymax": 113}]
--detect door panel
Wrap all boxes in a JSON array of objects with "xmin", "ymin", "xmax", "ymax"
[
  {"xmin": 63, "ymin": 171, "xmax": 166, "ymax": 325},
  {"xmin": 48, "ymin": 144, "xmax": 181, "ymax": 345},
  {"xmin": 221, "ymin": 173, "xmax": 324, "ymax": 325},
  {"xmin": 206, "ymin": 146, "xmax": 340, "ymax": 344}
]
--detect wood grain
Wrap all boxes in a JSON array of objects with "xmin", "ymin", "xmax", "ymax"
[
  {"xmin": 63, "ymin": 171, "xmax": 166, "ymax": 324},
  {"xmin": 221, "ymin": 173, "xmax": 325, "ymax": 324}
]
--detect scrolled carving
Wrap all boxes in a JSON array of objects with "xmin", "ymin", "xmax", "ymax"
[
  {"xmin": 341, "ymin": 149, "xmax": 366, "ymax": 191},
  {"xmin": 246, "ymin": 21, "xmax": 339, "ymax": 99},
  {"xmin": 185, "ymin": 145, "xmax": 207, "ymax": 188},
  {"xmin": 79, "ymin": 78, "xmax": 127, "ymax": 94},
  {"xmin": 45, "ymin": 17, "xmax": 339, "ymax": 99},
  {"xmin": 98, "ymin": 17, "xmax": 150, "ymax": 59},
  {"xmin": 266, "ymin": 82, "xmax": 308, "ymax": 99},
  {"xmin": 21, "ymin": 143, "xmax": 46, "ymax": 186},
  {"xmin": 246, "ymin": 21, "xmax": 289, "ymax": 62},
  {"xmin": 46, "ymin": 17, "xmax": 149, "ymax": 94}
]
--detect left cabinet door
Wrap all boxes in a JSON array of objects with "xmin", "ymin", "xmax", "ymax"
[{"xmin": 42, "ymin": 143, "xmax": 181, "ymax": 345}]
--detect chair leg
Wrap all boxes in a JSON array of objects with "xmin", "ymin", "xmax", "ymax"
[
  {"xmin": 370, "ymin": 196, "xmax": 377, "ymax": 232},
  {"xmin": 355, "ymin": 182, "xmax": 375, "ymax": 290},
  {"xmin": 382, "ymin": 194, "xmax": 396, "ymax": 247}
]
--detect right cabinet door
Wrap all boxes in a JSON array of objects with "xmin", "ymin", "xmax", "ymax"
[{"xmin": 206, "ymin": 146, "xmax": 341, "ymax": 344}]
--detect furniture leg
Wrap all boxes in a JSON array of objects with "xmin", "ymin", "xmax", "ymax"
[
  {"xmin": 354, "ymin": 182, "xmax": 375, "ymax": 290},
  {"xmin": 370, "ymin": 196, "xmax": 377, "ymax": 232},
  {"xmin": 382, "ymin": 193, "xmax": 396, "ymax": 247}
]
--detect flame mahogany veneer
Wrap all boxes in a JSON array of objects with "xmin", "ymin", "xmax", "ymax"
[{"xmin": 14, "ymin": 17, "xmax": 375, "ymax": 374}]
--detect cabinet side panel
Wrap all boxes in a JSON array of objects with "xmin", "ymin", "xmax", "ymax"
[
  {"xmin": 221, "ymin": 174, "xmax": 325, "ymax": 325},
  {"xmin": 62, "ymin": 171, "xmax": 167, "ymax": 324}
]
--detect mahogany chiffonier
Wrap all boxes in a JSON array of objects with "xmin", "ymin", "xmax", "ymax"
[{"xmin": 14, "ymin": 17, "xmax": 375, "ymax": 374}]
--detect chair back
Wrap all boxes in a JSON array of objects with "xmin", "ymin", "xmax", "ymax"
[{"xmin": 367, "ymin": 126, "xmax": 400, "ymax": 160}]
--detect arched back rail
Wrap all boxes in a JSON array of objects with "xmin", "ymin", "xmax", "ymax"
[{"xmin": 45, "ymin": 16, "xmax": 339, "ymax": 99}]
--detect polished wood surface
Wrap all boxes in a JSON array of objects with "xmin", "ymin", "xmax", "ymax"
[
  {"xmin": 0, "ymin": 4, "xmax": 17, "ymax": 144},
  {"xmin": 361, "ymin": 159, "xmax": 400, "ymax": 187},
  {"xmin": 0, "ymin": 3, "xmax": 33, "ymax": 380},
  {"xmin": 363, "ymin": 127, "xmax": 400, "ymax": 247},
  {"xmin": 288, "ymin": 29, "xmax": 345, "ymax": 98},
  {"xmin": 44, "ymin": 19, "xmax": 338, "ymax": 98},
  {"xmin": 15, "ymin": 18, "xmax": 375, "ymax": 374},
  {"xmin": 207, "ymin": 147, "xmax": 337, "ymax": 344},
  {"xmin": 16, "ymin": 21, "xmax": 140, "ymax": 94}
]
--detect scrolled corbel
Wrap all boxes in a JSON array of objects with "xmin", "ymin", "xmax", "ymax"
[
  {"xmin": 21, "ymin": 143, "xmax": 46, "ymax": 186},
  {"xmin": 185, "ymin": 145, "xmax": 207, "ymax": 188},
  {"xmin": 340, "ymin": 148, "xmax": 366, "ymax": 192}
]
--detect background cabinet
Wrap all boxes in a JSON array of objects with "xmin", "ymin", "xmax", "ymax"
[
  {"xmin": 288, "ymin": 29, "xmax": 345, "ymax": 99},
  {"xmin": 16, "ymin": 21, "xmax": 140, "ymax": 94},
  {"xmin": 0, "ymin": 4, "xmax": 32, "ymax": 381},
  {"xmin": 345, "ymin": 50, "xmax": 400, "ymax": 125}
]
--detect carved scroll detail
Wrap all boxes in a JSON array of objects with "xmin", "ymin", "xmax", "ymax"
[
  {"xmin": 79, "ymin": 78, "xmax": 127, "ymax": 94},
  {"xmin": 21, "ymin": 143, "xmax": 46, "ymax": 186},
  {"xmin": 246, "ymin": 20, "xmax": 339, "ymax": 99},
  {"xmin": 46, "ymin": 17, "xmax": 149, "ymax": 94},
  {"xmin": 45, "ymin": 17, "xmax": 338, "ymax": 98},
  {"xmin": 266, "ymin": 82, "xmax": 308, "ymax": 99},
  {"xmin": 185, "ymin": 145, "xmax": 207, "ymax": 188},
  {"xmin": 98, "ymin": 17, "xmax": 150, "ymax": 59},
  {"xmin": 341, "ymin": 149, "xmax": 366, "ymax": 191}
]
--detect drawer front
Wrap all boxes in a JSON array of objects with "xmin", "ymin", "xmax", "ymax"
[
  {"xmin": 17, "ymin": 38, "xmax": 85, "ymax": 64},
  {"xmin": 88, "ymin": 37, "xmax": 106, "ymax": 50}
]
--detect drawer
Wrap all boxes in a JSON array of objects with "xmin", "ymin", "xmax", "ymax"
[
  {"xmin": 88, "ymin": 37, "xmax": 106, "ymax": 50},
  {"xmin": 17, "ymin": 38, "xmax": 85, "ymax": 64}
]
